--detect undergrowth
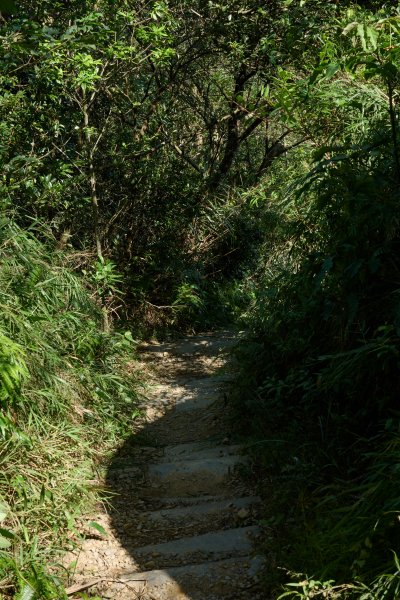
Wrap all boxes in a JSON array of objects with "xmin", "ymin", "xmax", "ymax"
[
  {"xmin": 231, "ymin": 19, "xmax": 400, "ymax": 596},
  {"xmin": 0, "ymin": 216, "xmax": 140, "ymax": 599}
]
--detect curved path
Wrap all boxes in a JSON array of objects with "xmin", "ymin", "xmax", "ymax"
[{"xmin": 67, "ymin": 331, "xmax": 263, "ymax": 599}]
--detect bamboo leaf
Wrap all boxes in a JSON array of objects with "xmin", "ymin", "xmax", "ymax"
[
  {"xmin": 357, "ymin": 23, "xmax": 367, "ymax": 51},
  {"xmin": 342, "ymin": 21, "xmax": 358, "ymax": 35},
  {"xmin": 88, "ymin": 521, "xmax": 107, "ymax": 536},
  {"xmin": 0, "ymin": 527, "xmax": 15, "ymax": 539},
  {"xmin": 366, "ymin": 25, "xmax": 378, "ymax": 50}
]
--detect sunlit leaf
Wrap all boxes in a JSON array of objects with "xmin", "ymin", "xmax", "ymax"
[
  {"xmin": 0, "ymin": 535, "xmax": 11, "ymax": 548},
  {"xmin": 89, "ymin": 521, "xmax": 107, "ymax": 536},
  {"xmin": 16, "ymin": 584, "xmax": 35, "ymax": 600}
]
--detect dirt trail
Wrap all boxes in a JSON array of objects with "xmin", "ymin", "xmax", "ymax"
[{"xmin": 67, "ymin": 331, "xmax": 263, "ymax": 599}]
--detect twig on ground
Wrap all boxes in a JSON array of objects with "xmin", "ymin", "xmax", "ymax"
[{"xmin": 65, "ymin": 577, "xmax": 147, "ymax": 596}]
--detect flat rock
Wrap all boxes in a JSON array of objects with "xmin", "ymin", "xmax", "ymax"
[
  {"xmin": 145, "ymin": 496, "xmax": 261, "ymax": 523},
  {"xmin": 161, "ymin": 442, "xmax": 242, "ymax": 462},
  {"xmin": 144, "ymin": 456, "xmax": 244, "ymax": 496},
  {"xmin": 133, "ymin": 526, "xmax": 260, "ymax": 567},
  {"xmin": 101, "ymin": 555, "xmax": 264, "ymax": 600},
  {"xmin": 127, "ymin": 497, "xmax": 262, "ymax": 545}
]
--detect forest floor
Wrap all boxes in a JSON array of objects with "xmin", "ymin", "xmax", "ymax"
[{"xmin": 64, "ymin": 330, "xmax": 265, "ymax": 600}]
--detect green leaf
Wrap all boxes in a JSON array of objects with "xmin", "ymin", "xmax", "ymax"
[
  {"xmin": 89, "ymin": 521, "xmax": 107, "ymax": 536},
  {"xmin": 357, "ymin": 23, "xmax": 367, "ymax": 51},
  {"xmin": 0, "ymin": 535, "xmax": 11, "ymax": 548},
  {"xmin": 342, "ymin": 21, "xmax": 358, "ymax": 36},
  {"xmin": 366, "ymin": 25, "xmax": 378, "ymax": 50},
  {"xmin": 16, "ymin": 584, "xmax": 35, "ymax": 600},
  {"xmin": 324, "ymin": 63, "xmax": 339, "ymax": 80},
  {"xmin": 0, "ymin": 527, "xmax": 15, "ymax": 539}
]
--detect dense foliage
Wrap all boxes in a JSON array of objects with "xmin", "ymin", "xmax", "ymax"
[
  {"xmin": 232, "ymin": 3, "xmax": 400, "ymax": 598},
  {"xmin": 0, "ymin": 215, "xmax": 138, "ymax": 597},
  {"xmin": 0, "ymin": 0, "xmax": 342, "ymax": 329},
  {"xmin": 0, "ymin": 0, "xmax": 400, "ymax": 597}
]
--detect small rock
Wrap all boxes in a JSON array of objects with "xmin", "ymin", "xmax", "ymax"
[{"xmin": 237, "ymin": 508, "xmax": 250, "ymax": 519}]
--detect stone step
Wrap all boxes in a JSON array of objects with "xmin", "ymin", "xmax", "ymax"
[
  {"xmin": 135, "ymin": 495, "xmax": 232, "ymax": 511},
  {"xmin": 107, "ymin": 441, "xmax": 239, "ymax": 473},
  {"xmin": 130, "ymin": 496, "xmax": 262, "ymax": 545},
  {"xmin": 139, "ymin": 332, "xmax": 237, "ymax": 358},
  {"xmin": 172, "ymin": 392, "xmax": 221, "ymax": 412},
  {"xmin": 132, "ymin": 526, "xmax": 260, "ymax": 569},
  {"xmin": 67, "ymin": 500, "xmax": 261, "ymax": 577},
  {"xmin": 106, "ymin": 445, "xmax": 241, "ymax": 484},
  {"xmin": 101, "ymin": 555, "xmax": 264, "ymax": 600},
  {"xmin": 160, "ymin": 442, "xmax": 241, "ymax": 462},
  {"xmin": 144, "ymin": 456, "xmax": 245, "ymax": 496},
  {"xmin": 145, "ymin": 496, "xmax": 261, "ymax": 523},
  {"xmin": 109, "ymin": 493, "xmax": 247, "ymax": 515}
]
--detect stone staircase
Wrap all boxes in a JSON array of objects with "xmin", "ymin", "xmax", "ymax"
[{"xmin": 68, "ymin": 332, "xmax": 263, "ymax": 599}]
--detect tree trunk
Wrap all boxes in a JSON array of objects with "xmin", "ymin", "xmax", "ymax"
[
  {"xmin": 208, "ymin": 65, "xmax": 258, "ymax": 190},
  {"xmin": 83, "ymin": 100, "xmax": 103, "ymax": 261},
  {"xmin": 82, "ymin": 99, "xmax": 111, "ymax": 333}
]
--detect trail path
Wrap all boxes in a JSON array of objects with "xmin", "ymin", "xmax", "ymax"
[{"xmin": 68, "ymin": 331, "xmax": 263, "ymax": 599}]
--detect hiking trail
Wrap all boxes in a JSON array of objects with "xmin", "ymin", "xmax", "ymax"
[{"xmin": 66, "ymin": 331, "xmax": 264, "ymax": 599}]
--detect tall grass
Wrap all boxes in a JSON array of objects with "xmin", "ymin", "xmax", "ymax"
[{"xmin": 0, "ymin": 215, "xmax": 139, "ymax": 599}]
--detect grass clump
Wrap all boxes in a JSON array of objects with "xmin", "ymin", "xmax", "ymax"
[{"xmin": 0, "ymin": 215, "xmax": 140, "ymax": 599}]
